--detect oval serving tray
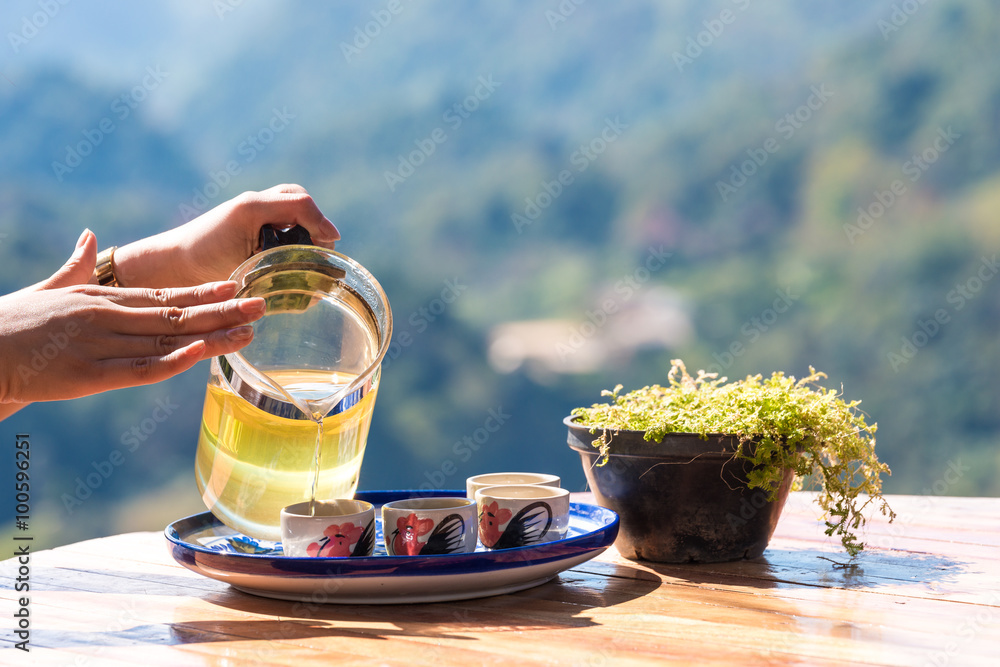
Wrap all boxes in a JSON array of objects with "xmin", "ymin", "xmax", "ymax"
[{"xmin": 165, "ymin": 489, "xmax": 619, "ymax": 604}]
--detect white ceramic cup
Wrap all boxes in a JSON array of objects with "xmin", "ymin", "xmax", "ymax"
[
  {"xmin": 466, "ymin": 472, "xmax": 561, "ymax": 500},
  {"xmin": 475, "ymin": 484, "xmax": 571, "ymax": 549},
  {"xmin": 381, "ymin": 497, "xmax": 479, "ymax": 556},
  {"xmin": 280, "ymin": 499, "xmax": 376, "ymax": 558}
]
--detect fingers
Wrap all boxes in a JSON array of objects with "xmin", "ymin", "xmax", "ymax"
[
  {"xmin": 246, "ymin": 185, "xmax": 341, "ymax": 247},
  {"xmin": 100, "ymin": 281, "xmax": 240, "ymax": 309},
  {"xmin": 77, "ymin": 281, "xmax": 263, "ymax": 337},
  {"xmin": 35, "ymin": 284, "xmax": 261, "ymax": 398},
  {"xmin": 109, "ymin": 294, "xmax": 266, "ymax": 337},
  {"xmin": 100, "ymin": 324, "xmax": 256, "ymax": 361},
  {"xmin": 96, "ymin": 321, "xmax": 259, "ymax": 391},
  {"xmin": 98, "ymin": 340, "xmax": 207, "ymax": 390},
  {"xmin": 270, "ymin": 184, "xmax": 308, "ymax": 195},
  {"xmin": 37, "ymin": 229, "xmax": 98, "ymax": 290}
]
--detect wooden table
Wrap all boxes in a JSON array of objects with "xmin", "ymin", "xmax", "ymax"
[{"xmin": 2, "ymin": 493, "xmax": 998, "ymax": 666}]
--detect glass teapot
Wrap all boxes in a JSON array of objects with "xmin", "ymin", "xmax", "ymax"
[{"xmin": 194, "ymin": 226, "xmax": 392, "ymax": 540}]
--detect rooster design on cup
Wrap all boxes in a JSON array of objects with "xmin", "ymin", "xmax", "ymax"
[
  {"xmin": 390, "ymin": 512, "xmax": 467, "ymax": 555},
  {"xmin": 478, "ymin": 500, "xmax": 552, "ymax": 549}
]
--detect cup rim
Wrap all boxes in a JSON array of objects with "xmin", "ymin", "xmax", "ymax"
[
  {"xmin": 475, "ymin": 484, "xmax": 570, "ymax": 501},
  {"xmin": 281, "ymin": 499, "xmax": 374, "ymax": 518},
  {"xmin": 381, "ymin": 497, "xmax": 476, "ymax": 512},
  {"xmin": 466, "ymin": 472, "xmax": 560, "ymax": 486}
]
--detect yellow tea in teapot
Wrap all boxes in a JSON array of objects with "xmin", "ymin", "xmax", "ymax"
[{"xmin": 195, "ymin": 368, "xmax": 378, "ymax": 541}]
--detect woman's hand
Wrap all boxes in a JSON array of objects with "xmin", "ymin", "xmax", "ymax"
[
  {"xmin": 0, "ymin": 230, "xmax": 264, "ymax": 405},
  {"xmin": 0, "ymin": 184, "xmax": 334, "ymax": 418},
  {"xmin": 112, "ymin": 183, "xmax": 340, "ymax": 288}
]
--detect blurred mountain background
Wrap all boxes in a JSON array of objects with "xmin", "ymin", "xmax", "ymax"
[{"xmin": 1, "ymin": 0, "xmax": 998, "ymax": 549}]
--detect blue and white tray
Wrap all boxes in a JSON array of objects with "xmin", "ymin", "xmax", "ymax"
[{"xmin": 165, "ymin": 489, "xmax": 619, "ymax": 604}]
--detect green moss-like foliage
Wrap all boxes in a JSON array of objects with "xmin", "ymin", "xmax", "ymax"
[{"xmin": 571, "ymin": 360, "xmax": 895, "ymax": 557}]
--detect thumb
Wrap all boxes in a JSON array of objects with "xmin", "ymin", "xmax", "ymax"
[{"xmin": 38, "ymin": 229, "xmax": 99, "ymax": 290}]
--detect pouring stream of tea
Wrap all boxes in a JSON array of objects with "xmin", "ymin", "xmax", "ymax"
[{"xmin": 250, "ymin": 369, "xmax": 352, "ymax": 516}]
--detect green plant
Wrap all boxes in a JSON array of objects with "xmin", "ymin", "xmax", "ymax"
[{"xmin": 570, "ymin": 359, "xmax": 895, "ymax": 557}]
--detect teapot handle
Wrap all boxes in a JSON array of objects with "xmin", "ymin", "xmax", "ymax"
[{"xmin": 258, "ymin": 224, "xmax": 313, "ymax": 251}]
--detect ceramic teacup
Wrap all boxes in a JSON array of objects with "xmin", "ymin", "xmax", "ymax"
[
  {"xmin": 280, "ymin": 499, "xmax": 376, "ymax": 558},
  {"xmin": 381, "ymin": 497, "xmax": 479, "ymax": 556},
  {"xmin": 466, "ymin": 472, "xmax": 561, "ymax": 500},
  {"xmin": 475, "ymin": 484, "xmax": 571, "ymax": 549}
]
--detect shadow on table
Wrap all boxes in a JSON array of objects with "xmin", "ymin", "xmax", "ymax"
[
  {"xmin": 166, "ymin": 563, "xmax": 659, "ymax": 646},
  {"xmin": 624, "ymin": 545, "xmax": 966, "ymax": 591},
  {"xmin": 18, "ymin": 565, "xmax": 658, "ymax": 654}
]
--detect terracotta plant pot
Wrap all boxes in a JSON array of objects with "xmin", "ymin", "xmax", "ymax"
[{"xmin": 565, "ymin": 416, "xmax": 794, "ymax": 564}]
